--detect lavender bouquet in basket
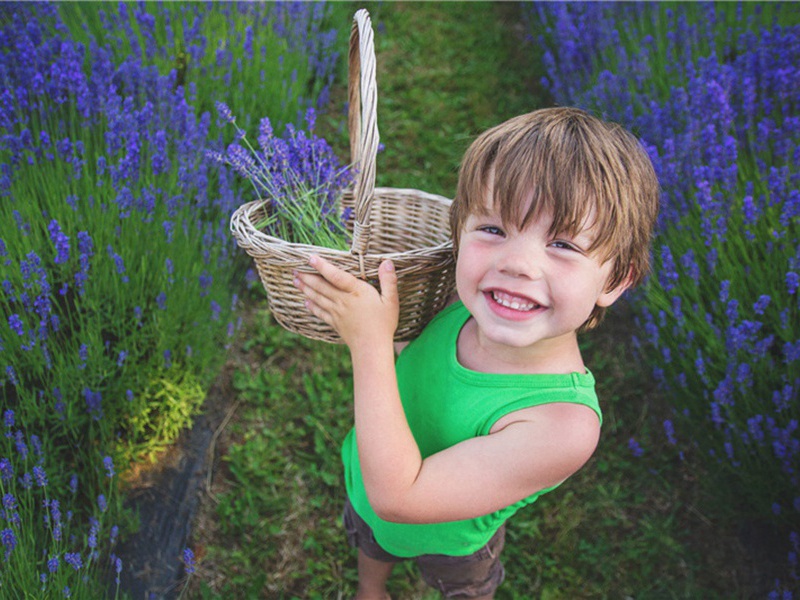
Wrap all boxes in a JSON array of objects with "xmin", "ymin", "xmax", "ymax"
[{"xmin": 209, "ymin": 102, "xmax": 354, "ymax": 250}]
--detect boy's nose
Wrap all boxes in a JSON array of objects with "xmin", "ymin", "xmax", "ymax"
[{"xmin": 497, "ymin": 243, "xmax": 544, "ymax": 280}]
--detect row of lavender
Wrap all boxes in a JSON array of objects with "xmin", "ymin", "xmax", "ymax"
[
  {"xmin": 0, "ymin": 2, "xmax": 340, "ymax": 595},
  {"xmin": 527, "ymin": 2, "xmax": 798, "ymax": 593}
]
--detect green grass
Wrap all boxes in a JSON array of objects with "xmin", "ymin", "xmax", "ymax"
[{"xmin": 187, "ymin": 3, "xmax": 764, "ymax": 598}]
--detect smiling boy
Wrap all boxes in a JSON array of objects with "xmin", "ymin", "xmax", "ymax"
[{"xmin": 295, "ymin": 107, "xmax": 660, "ymax": 599}]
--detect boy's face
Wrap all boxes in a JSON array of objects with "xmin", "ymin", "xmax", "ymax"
[{"xmin": 455, "ymin": 193, "xmax": 629, "ymax": 358}]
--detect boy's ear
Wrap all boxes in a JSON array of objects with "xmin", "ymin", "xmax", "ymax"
[{"xmin": 596, "ymin": 266, "xmax": 634, "ymax": 308}]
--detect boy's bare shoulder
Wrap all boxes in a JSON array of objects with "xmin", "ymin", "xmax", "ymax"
[
  {"xmin": 491, "ymin": 402, "xmax": 601, "ymax": 460},
  {"xmin": 492, "ymin": 401, "xmax": 599, "ymax": 429}
]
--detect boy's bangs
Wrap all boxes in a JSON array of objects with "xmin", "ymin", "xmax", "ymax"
[{"xmin": 490, "ymin": 143, "xmax": 612, "ymax": 257}]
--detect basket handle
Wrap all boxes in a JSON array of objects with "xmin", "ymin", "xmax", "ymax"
[{"xmin": 347, "ymin": 9, "xmax": 379, "ymax": 267}]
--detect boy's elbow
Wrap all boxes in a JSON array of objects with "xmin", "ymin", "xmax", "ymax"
[
  {"xmin": 373, "ymin": 505, "xmax": 404, "ymax": 523},
  {"xmin": 369, "ymin": 495, "xmax": 405, "ymax": 523},
  {"xmin": 366, "ymin": 489, "xmax": 415, "ymax": 523}
]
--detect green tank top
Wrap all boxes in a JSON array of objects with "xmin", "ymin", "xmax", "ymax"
[{"xmin": 341, "ymin": 301, "xmax": 602, "ymax": 557}]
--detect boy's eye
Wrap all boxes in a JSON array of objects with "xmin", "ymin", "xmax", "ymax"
[
  {"xmin": 550, "ymin": 240, "xmax": 582, "ymax": 252},
  {"xmin": 478, "ymin": 225, "xmax": 505, "ymax": 236}
]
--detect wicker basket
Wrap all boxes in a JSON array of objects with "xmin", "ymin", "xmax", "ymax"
[{"xmin": 229, "ymin": 9, "xmax": 456, "ymax": 344}]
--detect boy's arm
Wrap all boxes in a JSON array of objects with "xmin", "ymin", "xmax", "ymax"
[{"xmin": 295, "ymin": 256, "xmax": 600, "ymax": 524}]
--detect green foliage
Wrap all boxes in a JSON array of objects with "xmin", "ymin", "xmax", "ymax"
[
  {"xmin": 200, "ymin": 311, "xmax": 359, "ymax": 597},
  {"xmin": 1, "ymin": 2, "xmax": 338, "ymax": 596}
]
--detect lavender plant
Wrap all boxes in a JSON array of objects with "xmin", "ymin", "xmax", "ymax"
[
  {"xmin": 210, "ymin": 102, "xmax": 354, "ymax": 250},
  {"xmin": 57, "ymin": 2, "xmax": 339, "ymax": 135},
  {"xmin": 1, "ymin": 1, "xmax": 339, "ymax": 595},
  {"xmin": 0, "ymin": 412, "xmax": 122, "ymax": 597},
  {"xmin": 1, "ymin": 3, "xmax": 237, "ymax": 467},
  {"xmin": 527, "ymin": 2, "xmax": 799, "ymax": 593}
]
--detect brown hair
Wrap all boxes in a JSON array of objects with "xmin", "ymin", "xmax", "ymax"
[{"xmin": 450, "ymin": 107, "xmax": 661, "ymax": 329}]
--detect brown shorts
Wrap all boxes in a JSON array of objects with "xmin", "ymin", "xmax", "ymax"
[{"xmin": 343, "ymin": 499, "xmax": 506, "ymax": 599}]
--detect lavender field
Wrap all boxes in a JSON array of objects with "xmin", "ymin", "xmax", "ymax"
[
  {"xmin": 1, "ymin": 1, "xmax": 799, "ymax": 598},
  {"xmin": 0, "ymin": 2, "xmax": 341, "ymax": 596},
  {"xmin": 530, "ymin": 2, "xmax": 799, "ymax": 596}
]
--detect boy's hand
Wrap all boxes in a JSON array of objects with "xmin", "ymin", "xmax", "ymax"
[{"xmin": 294, "ymin": 255, "xmax": 399, "ymax": 348}]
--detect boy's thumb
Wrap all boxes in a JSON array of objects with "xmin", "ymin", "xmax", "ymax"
[{"xmin": 378, "ymin": 260, "xmax": 398, "ymax": 303}]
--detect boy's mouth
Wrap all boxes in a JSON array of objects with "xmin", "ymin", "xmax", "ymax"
[{"xmin": 490, "ymin": 290, "xmax": 541, "ymax": 312}]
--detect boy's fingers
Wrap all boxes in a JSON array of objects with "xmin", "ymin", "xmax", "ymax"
[
  {"xmin": 294, "ymin": 273, "xmax": 336, "ymax": 310},
  {"xmin": 378, "ymin": 260, "xmax": 398, "ymax": 305},
  {"xmin": 303, "ymin": 297, "xmax": 332, "ymax": 325},
  {"xmin": 308, "ymin": 255, "xmax": 356, "ymax": 291}
]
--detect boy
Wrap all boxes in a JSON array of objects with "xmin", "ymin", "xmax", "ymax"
[{"xmin": 294, "ymin": 107, "xmax": 660, "ymax": 599}]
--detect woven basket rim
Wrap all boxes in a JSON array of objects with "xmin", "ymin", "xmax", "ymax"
[{"xmin": 231, "ymin": 189, "xmax": 454, "ymax": 260}]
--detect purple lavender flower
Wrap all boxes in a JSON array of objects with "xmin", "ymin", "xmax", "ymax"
[
  {"xmin": 64, "ymin": 552, "xmax": 82, "ymax": 570},
  {"xmin": 787, "ymin": 272, "xmax": 799, "ymax": 295},
  {"xmin": 162, "ymin": 220, "xmax": 174, "ymax": 243},
  {"xmin": 663, "ymin": 420, "xmax": 677, "ymax": 445},
  {"xmin": 33, "ymin": 465, "xmax": 48, "ymax": 487},
  {"xmin": 6, "ymin": 365, "xmax": 19, "ymax": 386},
  {"xmin": 103, "ymin": 455, "xmax": 115, "ymax": 478},
  {"xmin": 748, "ymin": 415, "xmax": 765, "ymax": 444},
  {"xmin": 224, "ymin": 143, "xmax": 256, "ymax": 178},
  {"xmin": 3, "ymin": 410, "xmax": 13, "ymax": 429},
  {"xmin": 49, "ymin": 499, "xmax": 61, "ymax": 525},
  {"xmin": 83, "ymin": 387, "xmax": 103, "ymax": 421},
  {"xmin": 78, "ymin": 343, "xmax": 89, "ymax": 369},
  {"xmin": 1, "ymin": 528, "xmax": 16, "ymax": 559},
  {"xmin": 2, "ymin": 494, "xmax": 17, "ymax": 512},
  {"xmin": 88, "ymin": 517, "xmax": 99, "ymax": 550},
  {"xmin": 678, "ymin": 249, "xmax": 700, "ymax": 284},
  {"xmin": 628, "ymin": 437, "xmax": 644, "ymax": 457},
  {"xmin": 98, "ymin": 494, "xmax": 107, "ymax": 513},
  {"xmin": 215, "ymin": 101, "xmax": 235, "ymax": 124},
  {"xmin": 48, "ymin": 556, "xmax": 59, "ymax": 573},
  {"xmin": 0, "ymin": 459, "xmax": 12, "ymax": 482},
  {"xmin": 106, "ymin": 245, "xmax": 129, "ymax": 283},
  {"xmin": 30, "ymin": 434, "xmax": 42, "ymax": 459},
  {"xmin": 8, "ymin": 313, "xmax": 24, "ymax": 336},
  {"xmin": 152, "ymin": 129, "xmax": 168, "ymax": 175},
  {"xmin": 183, "ymin": 547, "xmax": 196, "ymax": 575},
  {"xmin": 75, "ymin": 231, "xmax": 94, "ymax": 295},
  {"xmin": 753, "ymin": 295, "xmax": 771, "ymax": 315},
  {"xmin": 257, "ymin": 116, "xmax": 274, "ymax": 150},
  {"xmin": 14, "ymin": 431, "xmax": 27, "ymax": 459},
  {"xmin": 783, "ymin": 341, "xmax": 800, "ymax": 364},
  {"xmin": 47, "ymin": 219, "xmax": 70, "ymax": 264},
  {"xmin": 199, "ymin": 271, "xmax": 212, "ymax": 296},
  {"xmin": 243, "ymin": 25, "xmax": 254, "ymax": 59}
]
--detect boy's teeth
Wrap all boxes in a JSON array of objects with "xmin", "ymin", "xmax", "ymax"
[{"xmin": 492, "ymin": 291, "xmax": 536, "ymax": 311}]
